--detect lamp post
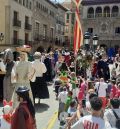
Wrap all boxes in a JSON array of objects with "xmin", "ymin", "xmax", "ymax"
[
  {"xmin": 84, "ymin": 31, "xmax": 91, "ymax": 51},
  {"xmin": 93, "ymin": 34, "xmax": 99, "ymax": 53},
  {"xmin": 0, "ymin": 33, "xmax": 4, "ymax": 43}
]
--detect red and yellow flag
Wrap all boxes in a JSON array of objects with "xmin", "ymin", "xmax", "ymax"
[{"xmin": 73, "ymin": 0, "xmax": 83, "ymax": 55}]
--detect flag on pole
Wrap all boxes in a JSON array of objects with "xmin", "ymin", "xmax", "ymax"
[{"xmin": 73, "ymin": 0, "xmax": 83, "ymax": 55}]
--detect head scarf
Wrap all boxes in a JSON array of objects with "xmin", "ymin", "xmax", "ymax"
[{"xmin": 4, "ymin": 48, "xmax": 13, "ymax": 62}]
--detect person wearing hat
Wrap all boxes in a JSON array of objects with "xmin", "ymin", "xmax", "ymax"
[
  {"xmin": 3, "ymin": 48, "xmax": 15, "ymax": 101},
  {"xmin": 30, "ymin": 52, "xmax": 49, "ymax": 104},
  {"xmin": 11, "ymin": 86, "xmax": 36, "ymax": 129}
]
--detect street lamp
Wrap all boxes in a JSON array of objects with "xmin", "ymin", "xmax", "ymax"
[
  {"xmin": 93, "ymin": 34, "xmax": 99, "ymax": 53},
  {"xmin": 84, "ymin": 31, "xmax": 91, "ymax": 51},
  {"xmin": 0, "ymin": 33, "xmax": 4, "ymax": 43}
]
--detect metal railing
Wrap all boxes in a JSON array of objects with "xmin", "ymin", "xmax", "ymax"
[
  {"xmin": 103, "ymin": 13, "xmax": 110, "ymax": 17},
  {"xmin": 13, "ymin": 19, "xmax": 21, "ymax": 27},
  {"xmin": 95, "ymin": 13, "xmax": 102, "ymax": 17},
  {"xmin": 87, "ymin": 13, "xmax": 119, "ymax": 19},
  {"xmin": 111, "ymin": 13, "xmax": 119, "ymax": 17},
  {"xmin": 25, "ymin": 23, "xmax": 32, "ymax": 30},
  {"xmin": 13, "ymin": 38, "xmax": 32, "ymax": 46},
  {"xmin": 56, "ymin": 20, "xmax": 65, "ymax": 26},
  {"xmin": 34, "ymin": 34, "xmax": 55, "ymax": 42},
  {"xmin": 87, "ymin": 14, "xmax": 94, "ymax": 18}
]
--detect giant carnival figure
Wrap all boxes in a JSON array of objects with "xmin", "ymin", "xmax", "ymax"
[{"xmin": 3, "ymin": 49, "xmax": 15, "ymax": 101}]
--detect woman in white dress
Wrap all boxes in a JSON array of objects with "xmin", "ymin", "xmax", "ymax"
[{"xmin": 12, "ymin": 51, "xmax": 34, "ymax": 108}]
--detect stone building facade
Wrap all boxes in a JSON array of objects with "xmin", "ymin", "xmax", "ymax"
[
  {"xmin": 62, "ymin": 1, "xmax": 75, "ymax": 48},
  {"xmin": 0, "ymin": 0, "xmax": 33, "ymax": 51},
  {"xmin": 55, "ymin": 4, "xmax": 67, "ymax": 46},
  {"xmin": 81, "ymin": 0, "xmax": 120, "ymax": 47},
  {"xmin": 32, "ymin": 0, "xmax": 58, "ymax": 51}
]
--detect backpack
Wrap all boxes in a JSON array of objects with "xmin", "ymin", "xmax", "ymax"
[{"xmin": 112, "ymin": 110, "xmax": 120, "ymax": 129}]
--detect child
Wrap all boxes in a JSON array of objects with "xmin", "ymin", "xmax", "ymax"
[
  {"xmin": 67, "ymin": 100, "xmax": 77, "ymax": 117},
  {"xmin": 65, "ymin": 91, "xmax": 73, "ymax": 112}
]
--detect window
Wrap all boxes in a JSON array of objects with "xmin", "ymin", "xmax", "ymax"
[
  {"xmin": 13, "ymin": 31, "xmax": 18, "ymax": 45},
  {"xmin": 65, "ymin": 26, "xmax": 69, "ymax": 33},
  {"xmin": 50, "ymin": 28, "xmax": 54, "ymax": 40},
  {"xmin": 43, "ymin": 25, "xmax": 47, "ymax": 38},
  {"xmin": 112, "ymin": 6, "xmax": 119, "ymax": 17},
  {"xmin": 23, "ymin": 0, "xmax": 25, "ymax": 6},
  {"xmin": 36, "ymin": 2, "xmax": 38, "ymax": 8},
  {"xmin": 35, "ymin": 22, "xmax": 39, "ymax": 35},
  {"xmin": 29, "ymin": 2, "xmax": 32, "ymax": 9},
  {"xmin": 66, "ymin": 13, "xmax": 69, "ymax": 23},
  {"xmin": 88, "ymin": 28, "xmax": 93, "ymax": 34},
  {"xmin": 87, "ymin": 7, "xmax": 94, "ymax": 18},
  {"xmin": 14, "ymin": 11, "xmax": 18, "ymax": 20},
  {"xmin": 26, "ymin": 0, "xmax": 28, "ymax": 8},
  {"xmin": 66, "ymin": 13, "xmax": 69, "ymax": 19},
  {"xmin": 25, "ymin": 16, "xmax": 29, "ymax": 24},
  {"xmin": 104, "ymin": 6, "xmax": 110, "ymax": 17},
  {"xmin": 38, "ymin": 3, "xmax": 40, "ymax": 9},
  {"xmin": 95, "ymin": 7, "xmax": 102, "ymax": 17},
  {"xmin": 115, "ymin": 27, "xmax": 120, "ymax": 34},
  {"xmin": 19, "ymin": 0, "xmax": 22, "ymax": 4},
  {"xmin": 25, "ymin": 33, "xmax": 29, "ymax": 44}
]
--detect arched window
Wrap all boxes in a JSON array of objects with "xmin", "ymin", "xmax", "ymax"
[
  {"xmin": 115, "ymin": 27, "xmax": 120, "ymax": 34},
  {"xmin": 112, "ymin": 6, "xmax": 119, "ymax": 17},
  {"xmin": 95, "ymin": 7, "xmax": 102, "ymax": 17},
  {"xmin": 87, "ymin": 7, "xmax": 94, "ymax": 18},
  {"xmin": 104, "ymin": 6, "xmax": 110, "ymax": 17}
]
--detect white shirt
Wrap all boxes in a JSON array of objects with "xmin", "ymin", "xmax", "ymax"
[
  {"xmin": 58, "ymin": 91, "xmax": 68, "ymax": 103},
  {"xmin": 32, "ymin": 59, "xmax": 47, "ymax": 77},
  {"xmin": 71, "ymin": 115, "xmax": 105, "ymax": 129},
  {"xmin": 95, "ymin": 82, "xmax": 108, "ymax": 97},
  {"xmin": 0, "ymin": 60, "xmax": 6, "ymax": 72},
  {"xmin": 104, "ymin": 108, "xmax": 120, "ymax": 128}
]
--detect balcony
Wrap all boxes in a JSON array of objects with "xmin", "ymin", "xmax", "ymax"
[
  {"xmin": 13, "ymin": 38, "xmax": 22, "ymax": 45},
  {"xmin": 34, "ymin": 34, "xmax": 55, "ymax": 42},
  {"xmin": 87, "ymin": 14, "xmax": 94, "ymax": 19},
  {"xmin": 13, "ymin": 19, "xmax": 21, "ymax": 27},
  {"xmin": 95, "ymin": 13, "xmax": 102, "ymax": 17},
  {"xmin": 111, "ymin": 13, "xmax": 119, "ymax": 17},
  {"xmin": 25, "ymin": 23, "xmax": 32, "ymax": 30},
  {"xmin": 103, "ymin": 13, "xmax": 110, "ymax": 17}
]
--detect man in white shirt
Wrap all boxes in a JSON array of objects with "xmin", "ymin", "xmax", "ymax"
[
  {"xmin": 71, "ymin": 97, "xmax": 105, "ymax": 129},
  {"xmin": 95, "ymin": 78, "xmax": 108, "ymax": 109},
  {"xmin": 95, "ymin": 78, "xmax": 108, "ymax": 97}
]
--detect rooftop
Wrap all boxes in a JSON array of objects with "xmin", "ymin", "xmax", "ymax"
[{"xmin": 56, "ymin": 3, "xmax": 68, "ymax": 11}]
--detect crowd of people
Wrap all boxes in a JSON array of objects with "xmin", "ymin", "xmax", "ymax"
[
  {"xmin": 52, "ymin": 47, "xmax": 120, "ymax": 129},
  {"xmin": 0, "ymin": 45, "xmax": 120, "ymax": 129}
]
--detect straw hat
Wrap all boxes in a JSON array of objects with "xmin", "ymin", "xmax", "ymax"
[{"xmin": 16, "ymin": 45, "xmax": 31, "ymax": 52}]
